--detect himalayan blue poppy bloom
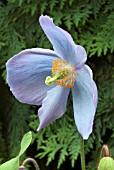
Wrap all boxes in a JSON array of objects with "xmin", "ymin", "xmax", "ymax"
[{"xmin": 6, "ymin": 15, "xmax": 98, "ymax": 139}]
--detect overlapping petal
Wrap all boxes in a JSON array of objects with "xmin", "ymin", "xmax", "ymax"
[
  {"xmin": 84, "ymin": 65, "xmax": 98, "ymax": 108},
  {"xmin": 6, "ymin": 48, "xmax": 59, "ymax": 105},
  {"xmin": 37, "ymin": 85, "xmax": 70, "ymax": 130},
  {"xmin": 39, "ymin": 15, "xmax": 87, "ymax": 69},
  {"xmin": 92, "ymin": 80, "xmax": 98, "ymax": 109},
  {"xmin": 72, "ymin": 65, "xmax": 97, "ymax": 139}
]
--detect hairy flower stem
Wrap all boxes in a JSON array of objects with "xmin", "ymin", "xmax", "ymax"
[
  {"xmin": 80, "ymin": 136, "xmax": 86, "ymax": 170},
  {"xmin": 19, "ymin": 158, "xmax": 40, "ymax": 170}
]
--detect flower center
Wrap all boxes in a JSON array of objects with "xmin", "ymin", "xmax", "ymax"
[{"xmin": 45, "ymin": 59, "xmax": 76, "ymax": 88}]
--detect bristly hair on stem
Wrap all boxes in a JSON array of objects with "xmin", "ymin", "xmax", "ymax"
[
  {"xmin": 80, "ymin": 135, "xmax": 86, "ymax": 170},
  {"xmin": 19, "ymin": 158, "xmax": 40, "ymax": 170}
]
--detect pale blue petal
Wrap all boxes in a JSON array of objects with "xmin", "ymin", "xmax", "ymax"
[
  {"xmin": 84, "ymin": 65, "xmax": 98, "ymax": 108},
  {"xmin": 39, "ymin": 15, "xmax": 87, "ymax": 69},
  {"xmin": 6, "ymin": 48, "xmax": 59, "ymax": 105},
  {"xmin": 92, "ymin": 80, "xmax": 98, "ymax": 109},
  {"xmin": 72, "ymin": 65, "xmax": 98, "ymax": 139},
  {"xmin": 37, "ymin": 85, "xmax": 70, "ymax": 130}
]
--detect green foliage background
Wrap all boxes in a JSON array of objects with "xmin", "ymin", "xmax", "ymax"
[{"xmin": 0, "ymin": 0, "xmax": 114, "ymax": 169}]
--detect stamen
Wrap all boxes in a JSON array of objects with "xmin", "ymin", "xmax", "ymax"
[
  {"xmin": 45, "ymin": 59, "xmax": 76, "ymax": 88},
  {"xmin": 52, "ymin": 59, "xmax": 76, "ymax": 88}
]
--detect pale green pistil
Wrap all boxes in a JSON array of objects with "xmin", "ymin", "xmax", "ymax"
[{"xmin": 45, "ymin": 74, "xmax": 60, "ymax": 86}]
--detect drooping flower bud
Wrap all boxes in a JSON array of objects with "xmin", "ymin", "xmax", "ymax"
[
  {"xmin": 19, "ymin": 158, "xmax": 40, "ymax": 170},
  {"xmin": 97, "ymin": 145, "xmax": 114, "ymax": 170},
  {"xmin": 19, "ymin": 165, "xmax": 26, "ymax": 170},
  {"xmin": 97, "ymin": 157, "xmax": 114, "ymax": 170}
]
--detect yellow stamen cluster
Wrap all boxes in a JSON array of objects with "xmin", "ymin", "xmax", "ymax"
[{"xmin": 52, "ymin": 59, "xmax": 76, "ymax": 88}]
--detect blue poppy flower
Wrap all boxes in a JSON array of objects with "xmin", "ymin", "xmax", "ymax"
[{"xmin": 6, "ymin": 15, "xmax": 98, "ymax": 139}]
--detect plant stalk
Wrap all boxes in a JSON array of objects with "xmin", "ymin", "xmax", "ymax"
[
  {"xmin": 80, "ymin": 135, "xmax": 86, "ymax": 170},
  {"xmin": 19, "ymin": 158, "xmax": 40, "ymax": 170}
]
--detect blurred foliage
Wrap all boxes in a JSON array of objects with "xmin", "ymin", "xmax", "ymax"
[
  {"xmin": 0, "ymin": 0, "xmax": 114, "ymax": 170},
  {"xmin": 0, "ymin": 75, "xmax": 30, "ymax": 160}
]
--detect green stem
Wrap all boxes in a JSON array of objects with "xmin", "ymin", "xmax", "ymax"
[{"xmin": 80, "ymin": 135, "xmax": 86, "ymax": 170}]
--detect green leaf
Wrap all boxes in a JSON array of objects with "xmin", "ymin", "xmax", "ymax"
[
  {"xmin": 0, "ymin": 131, "xmax": 32, "ymax": 170},
  {"xmin": 0, "ymin": 158, "xmax": 19, "ymax": 170},
  {"xmin": 18, "ymin": 131, "xmax": 32, "ymax": 157}
]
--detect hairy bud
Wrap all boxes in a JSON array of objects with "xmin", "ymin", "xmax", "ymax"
[{"xmin": 97, "ymin": 157, "xmax": 114, "ymax": 170}]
